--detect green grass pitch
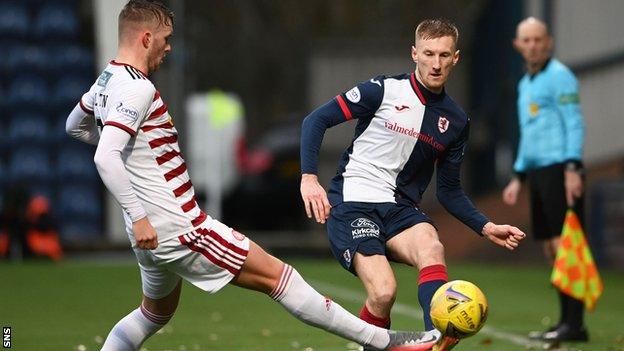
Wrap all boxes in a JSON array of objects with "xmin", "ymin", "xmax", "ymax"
[{"xmin": 1, "ymin": 258, "xmax": 622, "ymax": 351}]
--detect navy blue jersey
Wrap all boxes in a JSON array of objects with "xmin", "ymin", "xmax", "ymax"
[{"xmin": 301, "ymin": 73, "xmax": 489, "ymax": 234}]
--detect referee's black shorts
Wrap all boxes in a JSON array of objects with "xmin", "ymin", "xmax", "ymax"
[{"xmin": 527, "ymin": 163, "xmax": 585, "ymax": 240}]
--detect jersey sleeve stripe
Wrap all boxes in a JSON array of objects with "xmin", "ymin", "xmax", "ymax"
[
  {"xmin": 156, "ymin": 150, "xmax": 181, "ymax": 165},
  {"xmin": 149, "ymin": 135, "xmax": 178, "ymax": 149},
  {"xmin": 173, "ymin": 180, "xmax": 193, "ymax": 197},
  {"xmin": 191, "ymin": 211, "xmax": 208, "ymax": 227},
  {"xmin": 148, "ymin": 104, "xmax": 169, "ymax": 120},
  {"xmin": 335, "ymin": 95, "xmax": 353, "ymax": 120},
  {"xmin": 104, "ymin": 121, "xmax": 136, "ymax": 136},
  {"xmin": 79, "ymin": 100, "xmax": 94, "ymax": 115},
  {"xmin": 409, "ymin": 73, "xmax": 427, "ymax": 105},
  {"xmin": 153, "ymin": 90, "xmax": 161, "ymax": 101},
  {"xmin": 181, "ymin": 198, "xmax": 198, "ymax": 212},
  {"xmin": 164, "ymin": 163, "xmax": 187, "ymax": 181},
  {"xmin": 140, "ymin": 122, "xmax": 174, "ymax": 133}
]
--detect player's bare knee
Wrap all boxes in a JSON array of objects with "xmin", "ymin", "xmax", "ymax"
[
  {"xmin": 417, "ymin": 238, "xmax": 444, "ymax": 264},
  {"xmin": 368, "ymin": 283, "xmax": 397, "ymax": 307}
]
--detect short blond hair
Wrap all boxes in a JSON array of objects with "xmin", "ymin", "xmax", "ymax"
[
  {"xmin": 415, "ymin": 19, "xmax": 459, "ymax": 46},
  {"xmin": 118, "ymin": 0, "xmax": 174, "ymax": 38}
]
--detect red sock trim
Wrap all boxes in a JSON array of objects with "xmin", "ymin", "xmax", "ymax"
[
  {"xmin": 418, "ymin": 264, "xmax": 448, "ymax": 285},
  {"xmin": 359, "ymin": 304, "xmax": 391, "ymax": 329},
  {"xmin": 140, "ymin": 303, "xmax": 173, "ymax": 325}
]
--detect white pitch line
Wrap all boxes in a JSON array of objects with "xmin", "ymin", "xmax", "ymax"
[{"xmin": 309, "ymin": 280, "xmax": 573, "ymax": 351}]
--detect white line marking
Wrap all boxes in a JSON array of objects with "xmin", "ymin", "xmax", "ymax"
[{"xmin": 309, "ymin": 280, "xmax": 573, "ymax": 351}]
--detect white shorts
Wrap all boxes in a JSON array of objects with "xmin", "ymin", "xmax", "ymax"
[{"xmin": 133, "ymin": 219, "xmax": 250, "ymax": 299}]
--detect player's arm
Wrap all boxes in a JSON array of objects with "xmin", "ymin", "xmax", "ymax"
[
  {"xmin": 436, "ymin": 122, "xmax": 525, "ymax": 249},
  {"xmin": 503, "ymin": 83, "xmax": 527, "ymax": 206},
  {"xmin": 94, "ymin": 81, "xmax": 158, "ymax": 249},
  {"xmin": 300, "ymin": 100, "xmax": 344, "ymax": 224},
  {"xmin": 66, "ymin": 87, "xmax": 100, "ymax": 145},
  {"xmin": 555, "ymin": 70, "xmax": 585, "ymax": 165},
  {"xmin": 300, "ymin": 76, "xmax": 385, "ymax": 223},
  {"xmin": 93, "ymin": 127, "xmax": 156, "ymax": 249},
  {"xmin": 66, "ymin": 104, "xmax": 99, "ymax": 145},
  {"xmin": 555, "ymin": 69, "xmax": 585, "ymax": 205},
  {"xmin": 436, "ymin": 122, "xmax": 489, "ymax": 234}
]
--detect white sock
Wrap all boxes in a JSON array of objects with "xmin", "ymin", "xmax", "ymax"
[
  {"xmin": 271, "ymin": 264, "xmax": 390, "ymax": 349},
  {"xmin": 101, "ymin": 304, "xmax": 172, "ymax": 351}
]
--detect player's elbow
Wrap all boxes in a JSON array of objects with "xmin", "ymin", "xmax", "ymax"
[
  {"xmin": 436, "ymin": 191, "xmax": 448, "ymax": 206},
  {"xmin": 436, "ymin": 187, "xmax": 459, "ymax": 207},
  {"xmin": 65, "ymin": 119, "xmax": 79, "ymax": 138},
  {"xmin": 93, "ymin": 147, "xmax": 108, "ymax": 173}
]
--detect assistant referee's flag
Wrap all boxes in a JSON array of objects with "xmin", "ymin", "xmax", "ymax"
[{"xmin": 550, "ymin": 209, "xmax": 603, "ymax": 311}]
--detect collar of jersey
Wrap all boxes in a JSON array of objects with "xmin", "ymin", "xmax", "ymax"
[
  {"xmin": 528, "ymin": 57, "xmax": 552, "ymax": 80},
  {"xmin": 110, "ymin": 60, "xmax": 148, "ymax": 77},
  {"xmin": 409, "ymin": 72, "xmax": 445, "ymax": 105}
]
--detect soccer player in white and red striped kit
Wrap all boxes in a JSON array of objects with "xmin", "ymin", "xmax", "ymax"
[{"xmin": 65, "ymin": 1, "xmax": 440, "ymax": 350}]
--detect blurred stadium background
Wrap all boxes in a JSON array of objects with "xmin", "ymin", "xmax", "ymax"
[{"xmin": 0, "ymin": 0, "xmax": 623, "ymax": 349}]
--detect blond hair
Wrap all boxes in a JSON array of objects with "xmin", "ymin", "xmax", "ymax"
[
  {"xmin": 415, "ymin": 19, "xmax": 459, "ymax": 46},
  {"xmin": 118, "ymin": 0, "xmax": 174, "ymax": 38}
]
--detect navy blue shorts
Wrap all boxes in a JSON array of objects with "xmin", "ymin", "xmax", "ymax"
[{"xmin": 326, "ymin": 201, "xmax": 434, "ymax": 274}]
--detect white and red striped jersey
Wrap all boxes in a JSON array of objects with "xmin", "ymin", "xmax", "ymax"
[{"xmin": 81, "ymin": 60, "xmax": 212, "ymax": 240}]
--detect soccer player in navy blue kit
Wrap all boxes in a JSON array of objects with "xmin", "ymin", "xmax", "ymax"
[
  {"xmin": 503, "ymin": 17, "xmax": 588, "ymax": 342},
  {"xmin": 300, "ymin": 19, "xmax": 526, "ymax": 350}
]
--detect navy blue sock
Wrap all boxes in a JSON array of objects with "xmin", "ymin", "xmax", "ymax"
[{"xmin": 418, "ymin": 264, "xmax": 448, "ymax": 330}]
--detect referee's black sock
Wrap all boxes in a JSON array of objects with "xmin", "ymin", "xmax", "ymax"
[
  {"xmin": 557, "ymin": 290, "xmax": 569, "ymax": 326},
  {"xmin": 566, "ymin": 295, "xmax": 585, "ymax": 329}
]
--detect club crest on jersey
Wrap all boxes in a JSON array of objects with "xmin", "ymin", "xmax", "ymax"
[
  {"xmin": 232, "ymin": 230, "xmax": 246, "ymax": 241},
  {"xmin": 97, "ymin": 71, "xmax": 113, "ymax": 87},
  {"xmin": 346, "ymin": 87, "xmax": 361, "ymax": 103},
  {"xmin": 116, "ymin": 102, "xmax": 139, "ymax": 122},
  {"xmin": 350, "ymin": 218, "xmax": 380, "ymax": 239},
  {"xmin": 438, "ymin": 116, "xmax": 449, "ymax": 133}
]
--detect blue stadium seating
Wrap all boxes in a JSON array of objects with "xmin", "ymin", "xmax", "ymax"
[
  {"xmin": 0, "ymin": 160, "xmax": 5, "ymax": 187},
  {"xmin": 8, "ymin": 113, "xmax": 49, "ymax": 144},
  {"xmin": 6, "ymin": 45, "xmax": 48, "ymax": 76},
  {"xmin": 57, "ymin": 184, "xmax": 101, "ymax": 219},
  {"xmin": 0, "ymin": 83, "xmax": 5, "ymax": 114},
  {"xmin": 8, "ymin": 147, "xmax": 53, "ymax": 182},
  {"xmin": 28, "ymin": 184, "xmax": 55, "ymax": 201},
  {"xmin": 53, "ymin": 115, "xmax": 69, "ymax": 143},
  {"xmin": 50, "ymin": 45, "xmax": 93, "ymax": 76},
  {"xmin": 56, "ymin": 145, "xmax": 97, "ymax": 181},
  {"xmin": 6, "ymin": 75, "xmax": 49, "ymax": 110},
  {"xmin": 0, "ymin": 3, "xmax": 30, "ymax": 39},
  {"xmin": 33, "ymin": 4, "xmax": 78, "ymax": 40},
  {"xmin": 59, "ymin": 220, "xmax": 101, "ymax": 242},
  {"xmin": 51, "ymin": 75, "xmax": 91, "ymax": 110},
  {"xmin": 4, "ymin": 0, "xmax": 101, "ymax": 239}
]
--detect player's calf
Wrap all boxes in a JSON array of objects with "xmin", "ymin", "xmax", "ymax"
[{"xmin": 101, "ymin": 303, "xmax": 174, "ymax": 351}]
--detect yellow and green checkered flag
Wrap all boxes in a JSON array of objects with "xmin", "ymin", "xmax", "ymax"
[{"xmin": 551, "ymin": 209, "xmax": 603, "ymax": 311}]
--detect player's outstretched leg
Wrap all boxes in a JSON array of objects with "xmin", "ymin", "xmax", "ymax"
[
  {"xmin": 232, "ymin": 241, "xmax": 440, "ymax": 350},
  {"xmin": 100, "ymin": 281, "xmax": 181, "ymax": 351}
]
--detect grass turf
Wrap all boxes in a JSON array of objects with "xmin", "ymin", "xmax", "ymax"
[{"xmin": 1, "ymin": 258, "xmax": 622, "ymax": 351}]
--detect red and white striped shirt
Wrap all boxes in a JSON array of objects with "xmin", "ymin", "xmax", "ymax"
[{"xmin": 81, "ymin": 61, "xmax": 212, "ymax": 240}]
